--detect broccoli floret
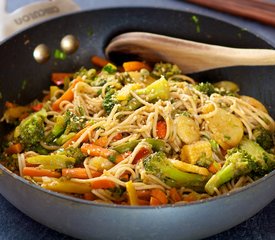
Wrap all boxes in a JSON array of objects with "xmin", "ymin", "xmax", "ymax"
[
  {"xmin": 14, "ymin": 109, "xmax": 47, "ymax": 148},
  {"xmin": 253, "ymin": 127, "xmax": 274, "ymax": 151},
  {"xmin": 103, "ymin": 77, "xmax": 170, "ymax": 113},
  {"xmin": 195, "ymin": 82, "xmax": 216, "ymax": 96},
  {"xmin": 56, "ymin": 147, "xmax": 85, "ymax": 164},
  {"xmin": 205, "ymin": 138, "xmax": 275, "ymax": 195},
  {"xmin": 103, "ymin": 90, "xmax": 117, "ymax": 114},
  {"xmin": 45, "ymin": 111, "xmax": 87, "ymax": 143},
  {"xmin": 151, "ymin": 62, "xmax": 182, "ymax": 79},
  {"xmin": 143, "ymin": 152, "xmax": 209, "ymax": 191}
]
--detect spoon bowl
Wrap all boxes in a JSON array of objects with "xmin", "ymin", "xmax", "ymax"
[{"xmin": 106, "ymin": 32, "xmax": 275, "ymax": 73}]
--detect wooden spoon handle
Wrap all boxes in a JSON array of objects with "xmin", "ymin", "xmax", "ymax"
[{"xmin": 106, "ymin": 32, "xmax": 275, "ymax": 73}]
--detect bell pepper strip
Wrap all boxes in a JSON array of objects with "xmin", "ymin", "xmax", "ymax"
[
  {"xmin": 132, "ymin": 147, "xmax": 151, "ymax": 164},
  {"xmin": 112, "ymin": 133, "xmax": 123, "ymax": 142},
  {"xmin": 151, "ymin": 189, "xmax": 168, "ymax": 204},
  {"xmin": 52, "ymin": 77, "xmax": 82, "ymax": 111},
  {"xmin": 125, "ymin": 180, "xmax": 139, "ymax": 205},
  {"xmin": 51, "ymin": 73, "xmax": 73, "ymax": 86},
  {"xmin": 169, "ymin": 188, "xmax": 181, "ymax": 203},
  {"xmin": 122, "ymin": 61, "xmax": 151, "ymax": 72},
  {"xmin": 156, "ymin": 120, "xmax": 167, "ymax": 139},
  {"xmin": 81, "ymin": 143, "xmax": 113, "ymax": 158},
  {"xmin": 90, "ymin": 179, "xmax": 116, "ymax": 189},
  {"xmin": 31, "ymin": 103, "xmax": 43, "ymax": 112},
  {"xmin": 171, "ymin": 159, "xmax": 210, "ymax": 176},
  {"xmin": 26, "ymin": 154, "xmax": 76, "ymax": 170},
  {"xmin": 42, "ymin": 178, "xmax": 91, "ymax": 194},
  {"xmin": 5, "ymin": 143, "xmax": 23, "ymax": 154},
  {"xmin": 62, "ymin": 168, "xmax": 89, "ymax": 179},
  {"xmin": 22, "ymin": 167, "xmax": 61, "ymax": 178},
  {"xmin": 91, "ymin": 55, "xmax": 110, "ymax": 68}
]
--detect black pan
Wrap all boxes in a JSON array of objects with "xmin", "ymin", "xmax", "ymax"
[{"xmin": 0, "ymin": 7, "xmax": 274, "ymax": 240}]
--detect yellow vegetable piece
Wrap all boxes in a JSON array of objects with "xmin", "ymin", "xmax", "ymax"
[
  {"xmin": 175, "ymin": 115, "xmax": 200, "ymax": 144},
  {"xmin": 207, "ymin": 108, "xmax": 243, "ymax": 150},
  {"xmin": 50, "ymin": 86, "xmax": 60, "ymax": 98},
  {"xmin": 3, "ymin": 106, "xmax": 30, "ymax": 121},
  {"xmin": 42, "ymin": 178, "xmax": 91, "ymax": 194},
  {"xmin": 116, "ymin": 83, "xmax": 141, "ymax": 101},
  {"xmin": 181, "ymin": 140, "xmax": 212, "ymax": 165},
  {"xmin": 88, "ymin": 156, "xmax": 114, "ymax": 171},
  {"xmin": 201, "ymin": 103, "xmax": 215, "ymax": 114},
  {"xmin": 171, "ymin": 159, "xmax": 210, "ymax": 176},
  {"xmin": 213, "ymin": 81, "xmax": 239, "ymax": 93},
  {"xmin": 125, "ymin": 180, "xmax": 139, "ymax": 206},
  {"xmin": 240, "ymin": 95, "xmax": 267, "ymax": 113}
]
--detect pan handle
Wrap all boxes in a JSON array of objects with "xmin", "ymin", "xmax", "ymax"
[{"xmin": 0, "ymin": 0, "xmax": 80, "ymax": 42}]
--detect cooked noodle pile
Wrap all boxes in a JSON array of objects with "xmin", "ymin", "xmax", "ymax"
[{"xmin": 1, "ymin": 61, "xmax": 274, "ymax": 205}]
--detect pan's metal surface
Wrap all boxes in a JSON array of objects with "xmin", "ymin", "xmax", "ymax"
[{"xmin": 0, "ymin": 7, "xmax": 274, "ymax": 239}]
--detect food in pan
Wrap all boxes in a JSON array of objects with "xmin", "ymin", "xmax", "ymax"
[{"xmin": 1, "ymin": 58, "xmax": 274, "ymax": 205}]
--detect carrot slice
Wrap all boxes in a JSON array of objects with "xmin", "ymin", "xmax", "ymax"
[
  {"xmin": 123, "ymin": 61, "xmax": 151, "ymax": 72},
  {"xmin": 150, "ymin": 196, "xmax": 162, "ymax": 206},
  {"xmin": 62, "ymin": 168, "xmax": 88, "ymax": 179},
  {"xmin": 52, "ymin": 77, "xmax": 82, "ymax": 111},
  {"xmin": 5, "ymin": 143, "xmax": 23, "ymax": 154},
  {"xmin": 169, "ymin": 188, "xmax": 181, "ymax": 203},
  {"xmin": 81, "ymin": 143, "xmax": 113, "ymax": 158},
  {"xmin": 62, "ymin": 125, "xmax": 92, "ymax": 148},
  {"xmin": 156, "ymin": 120, "xmax": 167, "ymax": 139},
  {"xmin": 51, "ymin": 73, "xmax": 73, "ymax": 86},
  {"xmin": 91, "ymin": 56, "xmax": 110, "ymax": 68},
  {"xmin": 22, "ymin": 167, "xmax": 61, "ymax": 178},
  {"xmin": 151, "ymin": 189, "xmax": 168, "ymax": 204},
  {"xmin": 136, "ymin": 190, "xmax": 151, "ymax": 201},
  {"xmin": 90, "ymin": 179, "xmax": 116, "ymax": 189},
  {"xmin": 114, "ymin": 151, "xmax": 131, "ymax": 164}
]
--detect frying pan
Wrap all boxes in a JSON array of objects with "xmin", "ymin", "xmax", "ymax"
[{"xmin": 0, "ymin": 1, "xmax": 274, "ymax": 239}]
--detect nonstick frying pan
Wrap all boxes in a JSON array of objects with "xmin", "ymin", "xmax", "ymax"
[{"xmin": 0, "ymin": 2, "xmax": 274, "ymax": 240}]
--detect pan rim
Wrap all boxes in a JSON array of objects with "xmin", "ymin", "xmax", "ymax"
[{"xmin": 0, "ymin": 6, "xmax": 274, "ymax": 210}]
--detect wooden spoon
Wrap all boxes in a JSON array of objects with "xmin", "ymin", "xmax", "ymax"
[{"xmin": 105, "ymin": 32, "xmax": 275, "ymax": 73}]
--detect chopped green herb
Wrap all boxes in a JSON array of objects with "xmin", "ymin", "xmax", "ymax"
[
  {"xmin": 191, "ymin": 15, "xmax": 201, "ymax": 33},
  {"xmin": 54, "ymin": 49, "xmax": 67, "ymax": 60}
]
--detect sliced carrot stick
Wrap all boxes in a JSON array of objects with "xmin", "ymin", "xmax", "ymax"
[
  {"xmin": 90, "ymin": 179, "xmax": 116, "ymax": 189},
  {"xmin": 136, "ymin": 190, "xmax": 151, "ymax": 201},
  {"xmin": 5, "ymin": 143, "xmax": 23, "ymax": 154},
  {"xmin": 156, "ymin": 120, "xmax": 167, "ymax": 139},
  {"xmin": 22, "ymin": 167, "xmax": 61, "ymax": 178},
  {"xmin": 90, "ymin": 169, "xmax": 102, "ymax": 178},
  {"xmin": 81, "ymin": 143, "xmax": 113, "ymax": 158},
  {"xmin": 51, "ymin": 73, "xmax": 73, "ymax": 86},
  {"xmin": 151, "ymin": 189, "xmax": 168, "ymax": 204},
  {"xmin": 114, "ymin": 151, "xmax": 131, "ymax": 164},
  {"xmin": 52, "ymin": 77, "xmax": 82, "ymax": 111},
  {"xmin": 62, "ymin": 168, "xmax": 88, "ymax": 179},
  {"xmin": 123, "ymin": 61, "xmax": 151, "ymax": 72},
  {"xmin": 138, "ymin": 199, "xmax": 150, "ymax": 206},
  {"xmin": 112, "ymin": 133, "xmax": 123, "ymax": 142},
  {"xmin": 62, "ymin": 125, "xmax": 92, "ymax": 148},
  {"xmin": 150, "ymin": 196, "xmax": 162, "ymax": 206},
  {"xmin": 208, "ymin": 161, "xmax": 221, "ymax": 174},
  {"xmin": 91, "ymin": 56, "xmax": 110, "ymax": 68},
  {"xmin": 169, "ymin": 188, "xmax": 181, "ymax": 203},
  {"xmin": 83, "ymin": 192, "xmax": 96, "ymax": 201},
  {"xmin": 94, "ymin": 136, "xmax": 108, "ymax": 147}
]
